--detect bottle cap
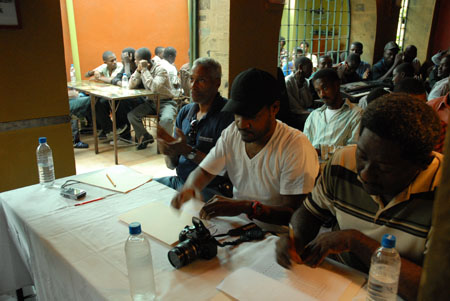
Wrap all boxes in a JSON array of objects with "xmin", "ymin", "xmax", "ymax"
[
  {"xmin": 39, "ymin": 137, "xmax": 47, "ymax": 143},
  {"xmin": 381, "ymin": 234, "xmax": 396, "ymax": 248},
  {"xmin": 129, "ymin": 222, "xmax": 142, "ymax": 235},
  {"xmin": 123, "ymin": 73, "xmax": 127, "ymax": 76},
  {"xmin": 71, "ymin": 64, "xmax": 74, "ymax": 67}
]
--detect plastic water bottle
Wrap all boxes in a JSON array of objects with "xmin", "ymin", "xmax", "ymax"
[
  {"xmin": 70, "ymin": 64, "xmax": 76, "ymax": 83},
  {"xmin": 125, "ymin": 222, "xmax": 156, "ymax": 301},
  {"xmin": 122, "ymin": 73, "xmax": 128, "ymax": 88},
  {"xmin": 36, "ymin": 137, "xmax": 55, "ymax": 187},
  {"xmin": 367, "ymin": 234, "xmax": 401, "ymax": 301}
]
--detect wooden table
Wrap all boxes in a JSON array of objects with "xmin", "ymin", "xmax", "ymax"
[{"xmin": 67, "ymin": 80, "xmax": 159, "ymax": 164}]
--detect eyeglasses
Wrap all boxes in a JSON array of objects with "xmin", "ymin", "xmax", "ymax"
[{"xmin": 187, "ymin": 118, "xmax": 199, "ymax": 145}]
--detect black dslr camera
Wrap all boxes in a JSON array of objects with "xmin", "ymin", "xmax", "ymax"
[{"xmin": 168, "ymin": 217, "xmax": 218, "ymax": 269}]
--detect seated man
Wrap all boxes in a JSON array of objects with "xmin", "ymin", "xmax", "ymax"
[
  {"xmin": 68, "ymin": 89, "xmax": 91, "ymax": 148},
  {"xmin": 358, "ymin": 87, "xmax": 390, "ymax": 109},
  {"xmin": 309, "ymin": 55, "xmax": 333, "ymax": 99},
  {"xmin": 403, "ymin": 45, "xmax": 421, "ymax": 75},
  {"xmin": 428, "ymin": 54, "xmax": 450, "ymax": 100},
  {"xmin": 285, "ymin": 56, "xmax": 313, "ymax": 131},
  {"xmin": 276, "ymin": 94, "xmax": 443, "ymax": 301},
  {"xmin": 349, "ymin": 41, "xmax": 371, "ymax": 79},
  {"xmin": 96, "ymin": 47, "xmax": 143, "ymax": 143},
  {"xmin": 372, "ymin": 41, "xmax": 401, "ymax": 81},
  {"xmin": 392, "ymin": 62, "xmax": 415, "ymax": 85},
  {"xmin": 304, "ymin": 68, "xmax": 363, "ymax": 154},
  {"xmin": 155, "ymin": 58, "xmax": 234, "ymax": 201},
  {"xmin": 171, "ymin": 68, "xmax": 319, "ymax": 232},
  {"xmin": 394, "ymin": 78, "xmax": 427, "ymax": 102},
  {"xmin": 282, "ymin": 47, "xmax": 303, "ymax": 76},
  {"xmin": 127, "ymin": 47, "xmax": 178, "ymax": 150},
  {"xmin": 336, "ymin": 53, "xmax": 362, "ymax": 84},
  {"xmin": 300, "ymin": 41, "xmax": 318, "ymax": 70},
  {"xmin": 153, "ymin": 46, "xmax": 164, "ymax": 64},
  {"xmin": 159, "ymin": 47, "xmax": 181, "ymax": 96},
  {"xmin": 85, "ymin": 51, "xmax": 123, "ymax": 83}
]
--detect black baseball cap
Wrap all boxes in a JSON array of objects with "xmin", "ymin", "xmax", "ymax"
[{"xmin": 222, "ymin": 68, "xmax": 280, "ymax": 117}]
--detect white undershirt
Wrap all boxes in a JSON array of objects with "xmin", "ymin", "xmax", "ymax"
[{"xmin": 325, "ymin": 107, "xmax": 340, "ymax": 123}]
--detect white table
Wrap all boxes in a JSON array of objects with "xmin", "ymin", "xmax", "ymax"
[{"xmin": 1, "ymin": 172, "xmax": 367, "ymax": 300}]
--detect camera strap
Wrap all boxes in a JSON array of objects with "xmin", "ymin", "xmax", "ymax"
[{"xmin": 212, "ymin": 223, "xmax": 268, "ymax": 247}]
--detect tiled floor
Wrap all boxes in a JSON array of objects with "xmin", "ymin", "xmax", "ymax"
[{"xmin": 74, "ymin": 127, "xmax": 176, "ymax": 178}]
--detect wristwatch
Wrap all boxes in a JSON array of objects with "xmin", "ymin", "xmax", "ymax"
[{"xmin": 187, "ymin": 148, "xmax": 197, "ymax": 160}]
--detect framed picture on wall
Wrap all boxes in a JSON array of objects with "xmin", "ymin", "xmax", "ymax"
[{"xmin": 0, "ymin": 0, "xmax": 21, "ymax": 29}]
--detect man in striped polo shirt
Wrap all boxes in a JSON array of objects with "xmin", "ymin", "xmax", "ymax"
[{"xmin": 276, "ymin": 94, "xmax": 443, "ymax": 301}]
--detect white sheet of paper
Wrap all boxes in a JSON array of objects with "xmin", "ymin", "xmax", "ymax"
[
  {"xmin": 119, "ymin": 201, "xmax": 198, "ymax": 246},
  {"xmin": 248, "ymin": 241, "xmax": 364, "ymax": 301},
  {"xmin": 76, "ymin": 165, "xmax": 152, "ymax": 193},
  {"xmin": 217, "ymin": 267, "xmax": 317, "ymax": 301}
]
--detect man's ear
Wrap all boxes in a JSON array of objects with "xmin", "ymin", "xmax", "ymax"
[{"xmin": 271, "ymin": 100, "xmax": 280, "ymax": 116}]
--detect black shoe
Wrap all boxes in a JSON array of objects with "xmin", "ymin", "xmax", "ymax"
[
  {"xmin": 136, "ymin": 133, "xmax": 154, "ymax": 150},
  {"xmin": 74, "ymin": 141, "xmax": 89, "ymax": 148}
]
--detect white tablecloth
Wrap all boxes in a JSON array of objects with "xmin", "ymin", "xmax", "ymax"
[{"xmin": 1, "ymin": 174, "xmax": 367, "ymax": 300}]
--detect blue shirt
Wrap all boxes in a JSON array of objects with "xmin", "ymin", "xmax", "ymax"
[
  {"xmin": 282, "ymin": 61, "xmax": 294, "ymax": 76},
  {"xmin": 372, "ymin": 58, "xmax": 390, "ymax": 80},
  {"xmin": 175, "ymin": 94, "xmax": 234, "ymax": 187},
  {"xmin": 356, "ymin": 60, "xmax": 371, "ymax": 79}
]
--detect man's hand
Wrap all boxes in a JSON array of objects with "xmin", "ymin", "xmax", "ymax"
[
  {"xmin": 157, "ymin": 125, "xmax": 176, "ymax": 143},
  {"xmin": 336, "ymin": 62, "xmax": 347, "ymax": 79},
  {"xmin": 362, "ymin": 68, "xmax": 371, "ymax": 80},
  {"xmin": 300, "ymin": 230, "xmax": 354, "ymax": 268},
  {"xmin": 85, "ymin": 70, "xmax": 95, "ymax": 77},
  {"xmin": 394, "ymin": 52, "xmax": 404, "ymax": 66},
  {"xmin": 157, "ymin": 127, "xmax": 191, "ymax": 158},
  {"xmin": 199, "ymin": 196, "xmax": 249, "ymax": 219},
  {"xmin": 121, "ymin": 52, "xmax": 132, "ymax": 64},
  {"xmin": 171, "ymin": 188, "xmax": 202, "ymax": 209},
  {"xmin": 137, "ymin": 59, "xmax": 151, "ymax": 72},
  {"xmin": 94, "ymin": 71, "xmax": 101, "ymax": 80},
  {"xmin": 68, "ymin": 89, "xmax": 79, "ymax": 99},
  {"xmin": 276, "ymin": 234, "xmax": 304, "ymax": 268}
]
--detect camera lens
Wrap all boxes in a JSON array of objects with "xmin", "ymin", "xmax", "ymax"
[{"xmin": 167, "ymin": 240, "xmax": 199, "ymax": 269}]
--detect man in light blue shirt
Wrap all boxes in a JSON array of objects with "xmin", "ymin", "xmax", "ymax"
[{"xmin": 304, "ymin": 69, "xmax": 363, "ymax": 155}]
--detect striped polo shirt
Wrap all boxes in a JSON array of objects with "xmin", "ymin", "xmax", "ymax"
[{"xmin": 304, "ymin": 145, "xmax": 443, "ymax": 270}]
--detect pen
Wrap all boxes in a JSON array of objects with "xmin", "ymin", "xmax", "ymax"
[
  {"xmin": 289, "ymin": 223, "xmax": 302, "ymax": 263},
  {"xmin": 106, "ymin": 173, "xmax": 116, "ymax": 187},
  {"xmin": 75, "ymin": 197, "xmax": 105, "ymax": 206}
]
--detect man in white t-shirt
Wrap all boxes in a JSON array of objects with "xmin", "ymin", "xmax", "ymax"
[
  {"xmin": 171, "ymin": 68, "xmax": 319, "ymax": 230},
  {"xmin": 85, "ymin": 51, "xmax": 123, "ymax": 84},
  {"xmin": 304, "ymin": 68, "xmax": 363, "ymax": 155}
]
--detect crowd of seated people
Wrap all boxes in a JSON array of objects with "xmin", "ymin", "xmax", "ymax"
[
  {"xmin": 69, "ymin": 45, "xmax": 191, "ymax": 150},
  {"xmin": 66, "ymin": 38, "xmax": 448, "ymax": 300},
  {"xmin": 165, "ymin": 40, "xmax": 447, "ymax": 301}
]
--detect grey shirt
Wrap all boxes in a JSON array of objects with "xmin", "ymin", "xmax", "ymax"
[{"xmin": 285, "ymin": 73, "xmax": 313, "ymax": 115}]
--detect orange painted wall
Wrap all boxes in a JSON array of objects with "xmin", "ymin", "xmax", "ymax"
[{"xmin": 61, "ymin": 0, "xmax": 189, "ymax": 78}]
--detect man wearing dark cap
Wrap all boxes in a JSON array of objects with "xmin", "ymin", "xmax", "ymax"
[
  {"xmin": 171, "ymin": 68, "xmax": 319, "ymax": 231},
  {"xmin": 372, "ymin": 41, "xmax": 401, "ymax": 81}
]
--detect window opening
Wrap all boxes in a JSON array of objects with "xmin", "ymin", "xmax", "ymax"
[
  {"xmin": 395, "ymin": 0, "xmax": 409, "ymax": 50},
  {"xmin": 278, "ymin": 0, "xmax": 351, "ymax": 72}
]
